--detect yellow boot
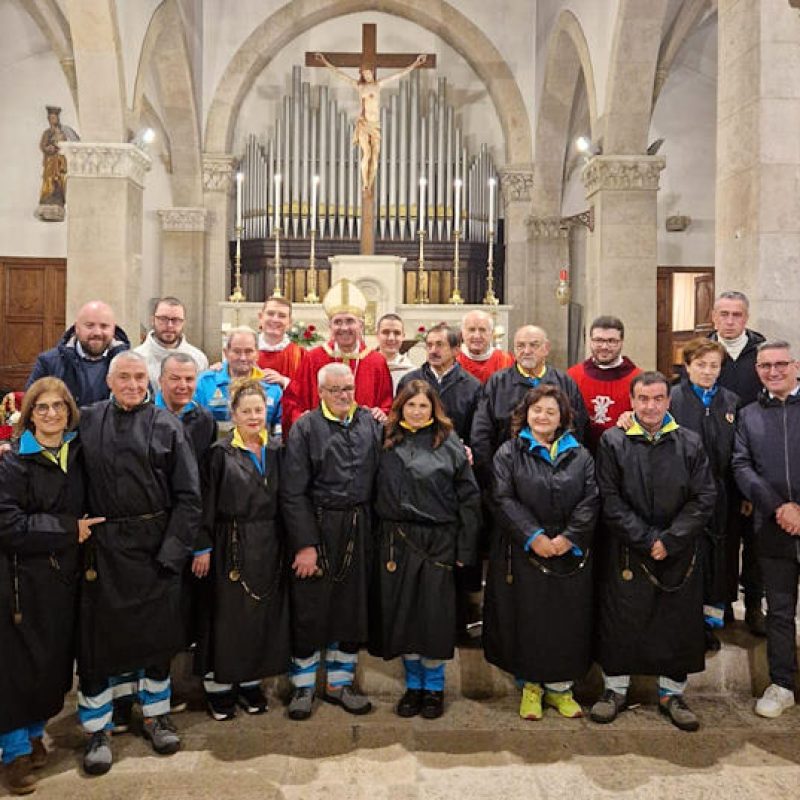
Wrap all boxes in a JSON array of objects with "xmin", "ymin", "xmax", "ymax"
[
  {"xmin": 544, "ymin": 688, "xmax": 583, "ymax": 718},
  {"xmin": 519, "ymin": 683, "xmax": 543, "ymax": 721}
]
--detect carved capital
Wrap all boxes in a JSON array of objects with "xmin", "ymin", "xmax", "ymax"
[
  {"xmin": 158, "ymin": 207, "xmax": 209, "ymax": 232},
  {"xmin": 60, "ymin": 143, "xmax": 151, "ymax": 188},
  {"xmin": 202, "ymin": 153, "xmax": 238, "ymax": 193},
  {"xmin": 498, "ymin": 164, "xmax": 534, "ymax": 205},
  {"xmin": 582, "ymin": 155, "xmax": 666, "ymax": 197},
  {"xmin": 527, "ymin": 216, "xmax": 568, "ymax": 239}
]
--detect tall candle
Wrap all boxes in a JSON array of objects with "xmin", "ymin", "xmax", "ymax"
[
  {"xmin": 488, "ymin": 177, "xmax": 496, "ymax": 234},
  {"xmin": 274, "ymin": 173, "xmax": 282, "ymax": 232},
  {"xmin": 310, "ymin": 174, "xmax": 319, "ymax": 232},
  {"xmin": 235, "ymin": 172, "xmax": 243, "ymax": 229},
  {"xmin": 419, "ymin": 177, "xmax": 427, "ymax": 230},
  {"xmin": 454, "ymin": 178, "xmax": 462, "ymax": 232}
]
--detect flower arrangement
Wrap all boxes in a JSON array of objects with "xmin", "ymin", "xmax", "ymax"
[
  {"xmin": 288, "ymin": 321, "xmax": 324, "ymax": 348},
  {"xmin": 414, "ymin": 324, "xmax": 428, "ymax": 342}
]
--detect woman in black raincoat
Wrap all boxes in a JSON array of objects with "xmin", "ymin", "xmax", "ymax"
[
  {"xmin": 484, "ymin": 384, "xmax": 598, "ymax": 722},
  {"xmin": 194, "ymin": 378, "xmax": 290, "ymax": 721},
  {"xmin": 373, "ymin": 380, "xmax": 481, "ymax": 720}
]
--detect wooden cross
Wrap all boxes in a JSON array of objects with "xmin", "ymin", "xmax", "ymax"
[{"xmin": 305, "ymin": 23, "xmax": 436, "ymax": 255}]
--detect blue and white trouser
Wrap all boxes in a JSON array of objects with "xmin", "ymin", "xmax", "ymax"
[
  {"xmin": 403, "ymin": 654, "xmax": 446, "ymax": 692},
  {"xmin": 0, "ymin": 722, "xmax": 45, "ymax": 765},
  {"xmin": 603, "ymin": 672, "xmax": 687, "ymax": 699},
  {"xmin": 203, "ymin": 673, "xmax": 261, "ymax": 695},
  {"xmin": 290, "ymin": 642, "xmax": 359, "ymax": 689},
  {"xmin": 77, "ymin": 667, "xmax": 171, "ymax": 733}
]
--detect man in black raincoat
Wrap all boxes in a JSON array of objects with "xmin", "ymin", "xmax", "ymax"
[
  {"xmin": 76, "ymin": 352, "xmax": 201, "ymax": 775},
  {"xmin": 281, "ymin": 362, "xmax": 382, "ymax": 721},
  {"xmin": 591, "ymin": 371, "xmax": 715, "ymax": 732}
]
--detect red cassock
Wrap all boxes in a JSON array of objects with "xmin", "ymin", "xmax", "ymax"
[
  {"xmin": 456, "ymin": 349, "xmax": 515, "ymax": 384},
  {"xmin": 282, "ymin": 343, "xmax": 393, "ymax": 431},
  {"xmin": 257, "ymin": 341, "xmax": 305, "ymax": 382}
]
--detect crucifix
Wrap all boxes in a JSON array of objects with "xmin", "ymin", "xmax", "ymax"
[{"xmin": 305, "ymin": 23, "xmax": 436, "ymax": 255}]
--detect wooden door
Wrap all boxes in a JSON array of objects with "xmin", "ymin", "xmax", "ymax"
[
  {"xmin": 0, "ymin": 258, "xmax": 66, "ymax": 392},
  {"xmin": 656, "ymin": 273, "xmax": 672, "ymax": 377},
  {"xmin": 693, "ymin": 273, "xmax": 714, "ymax": 332}
]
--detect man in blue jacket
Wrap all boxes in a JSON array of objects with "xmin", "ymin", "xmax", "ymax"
[
  {"xmin": 26, "ymin": 300, "xmax": 130, "ymax": 406},
  {"xmin": 732, "ymin": 340, "xmax": 800, "ymax": 719}
]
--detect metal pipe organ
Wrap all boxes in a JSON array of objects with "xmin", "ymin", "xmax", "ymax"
[{"xmin": 239, "ymin": 66, "xmax": 499, "ymax": 245}]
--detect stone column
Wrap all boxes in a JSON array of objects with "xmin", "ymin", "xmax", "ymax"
[
  {"xmin": 202, "ymin": 153, "xmax": 237, "ymax": 359},
  {"xmin": 582, "ymin": 155, "xmax": 666, "ymax": 370},
  {"xmin": 156, "ymin": 208, "xmax": 209, "ymax": 346},
  {"xmin": 60, "ymin": 142, "xmax": 151, "ymax": 342},
  {"xmin": 498, "ymin": 164, "xmax": 534, "ymax": 339},
  {"xmin": 716, "ymin": 0, "xmax": 800, "ymax": 340},
  {"xmin": 527, "ymin": 217, "xmax": 570, "ymax": 367}
]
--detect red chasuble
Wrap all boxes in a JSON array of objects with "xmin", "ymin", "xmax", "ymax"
[
  {"xmin": 257, "ymin": 341, "xmax": 305, "ymax": 382},
  {"xmin": 282, "ymin": 342, "xmax": 393, "ymax": 432},
  {"xmin": 457, "ymin": 349, "xmax": 515, "ymax": 384}
]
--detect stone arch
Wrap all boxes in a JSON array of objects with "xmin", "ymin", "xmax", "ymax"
[
  {"xmin": 66, "ymin": 0, "xmax": 127, "ymax": 141},
  {"xmin": 203, "ymin": 0, "xmax": 532, "ymax": 169},
  {"xmin": 532, "ymin": 10, "xmax": 598, "ymax": 216},
  {"xmin": 132, "ymin": 0, "xmax": 202, "ymax": 206},
  {"xmin": 602, "ymin": 0, "xmax": 671, "ymax": 154}
]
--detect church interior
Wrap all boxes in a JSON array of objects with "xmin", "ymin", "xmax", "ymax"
[{"xmin": 1, "ymin": 0, "xmax": 799, "ymax": 797}]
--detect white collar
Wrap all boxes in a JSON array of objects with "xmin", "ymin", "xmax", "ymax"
[
  {"xmin": 460, "ymin": 343, "xmax": 495, "ymax": 362},
  {"xmin": 258, "ymin": 332, "xmax": 290, "ymax": 352}
]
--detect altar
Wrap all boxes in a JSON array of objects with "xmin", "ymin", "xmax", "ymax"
[{"xmin": 219, "ymin": 254, "xmax": 511, "ymax": 352}]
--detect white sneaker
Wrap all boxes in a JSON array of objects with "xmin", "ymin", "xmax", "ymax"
[{"xmin": 755, "ymin": 684, "xmax": 795, "ymax": 718}]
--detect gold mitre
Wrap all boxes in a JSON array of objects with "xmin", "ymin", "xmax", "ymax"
[{"xmin": 322, "ymin": 278, "xmax": 367, "ymax": 319}]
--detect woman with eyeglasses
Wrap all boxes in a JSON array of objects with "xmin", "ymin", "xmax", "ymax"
[
  {"xmin": 0, "ymin": 378, "xmax": 103, "ymax": 795},
  {"xmin": 483, "ymin": 384, "xmax": 599, "ymax": 722},
  {"xmin": 193, "ymin": 378, "xmax": 290, "ymax": 722}
]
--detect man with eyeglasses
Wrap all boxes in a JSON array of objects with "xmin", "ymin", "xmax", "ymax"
[
  {"xmin": 135, "ymin": 297, "xmax": 208, "ymax": 389},
  {"xmin": 732, "ymin": 341, "xmax": 800, "ymax": 719},
  {"xmin": 568, "ymin": 316, "xmax": 641, "ymax": 452},
  {"xmin": 281, "ymin": 362, "xmax": 383, "ymax": 721},
  {"xmin": 709, "ymin": 291, "xmax": 767, "ymax": 636},
  {"xmin": 26, "ymin": 300, "xmax": 130, "ymax": 407}
]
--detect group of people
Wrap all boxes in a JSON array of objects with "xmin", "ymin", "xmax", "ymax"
[{"xmin": 1, "ymin": 281, "xmax": 798, "ymax": 796}]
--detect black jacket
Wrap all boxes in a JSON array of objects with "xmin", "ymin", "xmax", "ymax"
[
  {"xmin": 670, "ymin": 380, "xmax": 739, "ymax": 538},
  {"xmin": 181, "ymin": 403, "xmax": 218, "ymax": 465},
  {"xmin": 77, "ymin": 399, "xmax": 202, "ymax": 676},
  {"xmin": 397, "ymin": 363, "xmax": 481, "ymax": 443},
  {"xmin": 26, "ymin": 325, "xmax": 131, "ymax": 407},
  {"xmin": 471, "ymin": 364, "xmax": 589, "ymax": 472},
  {"xmin": 732, "ymin": 390, "xmax": 800, "ymax": 559},
  {"xmin": 0, "ymin": 435, "xmax": 84, "ymax": 733},
  {"xmin": 710, "ymin": 329, "xmax": 765, "ymax": 407}
]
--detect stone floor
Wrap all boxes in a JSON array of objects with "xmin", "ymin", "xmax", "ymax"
[{"xmin": 9, "ymin": 686, "xmax": 800, "ymax": 800}]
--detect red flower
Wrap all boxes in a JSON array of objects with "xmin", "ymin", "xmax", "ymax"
[
  {"xmin": 308, "ymin": 325, "xmax": 316, "ymax": 332},
  {"xmin": 417, "ymin": 325, "xmax": 426, "ymax": 333},
  {"xmin": 303, "ymin": 330, "xmax": 313, "ymax": 339}
]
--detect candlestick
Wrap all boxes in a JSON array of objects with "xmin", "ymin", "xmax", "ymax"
[
  {"xmin": 274, "ymin": 173, "xmax": 282, "ymax": 232},
  {"xmin": 304, "ymin": 228, "xmax": 320, "ymax": 302},
  {"xmin": 488, "ymin": 177, "xmax": 496, "ymax": 235},
  {"xmin": 310, "ymin": 174, "xmax": 319, "ymax": 232},
  {"xmin": 271, "ymin": 225, "xmax": 283, "ymax": 298},
  {"xmin": 229, "ymin": 221, "xmax": 245, "ymax": 302},
  {"xmin": 235, "ymin": 172, "xmax": 243, "ymax": 229},
  {"xmin": 483, "ymin": 229, "xmax": 499, "ymax": 305},
  {"xmin": 417, "ymin": 228, "xmax": 429, "ymax": 304},
  {"xmin": 449, "ymin": 227, "xmax": 464, "ymax": 304},
  {"xmin": 453, "ymin": 178, "xmax": 462, "ymax": 233}
]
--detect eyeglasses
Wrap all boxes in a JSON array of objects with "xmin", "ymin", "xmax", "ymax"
[
  {"xmin": 32, "ymin": 401, "xmax": 67, "ymax": 416},
  {"xmin": 590, "ymin": 337, "xmax": 622, "ymax": 346},
  {"xmin": 756, "ymin": 361, "xmax": 793, "ymax": 373},
  {"xmin": 321, "ymin": 385, "xmax": 355, "ymax": 395},
  {"xmin": 154, "ymin": 315, "xmax": 185, "ymax": 326}
]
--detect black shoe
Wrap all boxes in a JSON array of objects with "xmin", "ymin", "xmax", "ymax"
[
  {"xmin": 206, "ymin": 690, "xmax": 237, "ymax": 721},
  {"xmin": 745, "ymin": 607, "xmax": 767, "ymax": 637},
  {"xmin": 705, "ymin": 628, "xmax": 722, "ymax": 652},
  {"xmin": 396, "ymin": 689, "xmax": 424, "ymax": 718},
  {"xmin": 237, "ymin": 683, "xmax": 268, "ymax": 715},
  {"xmin": 111, "ymin": 696, "xmax": 134, "ymax": 735},
  {"xmin": 420, "ymin": 690, "xmax": 444, "ymax": 719}
]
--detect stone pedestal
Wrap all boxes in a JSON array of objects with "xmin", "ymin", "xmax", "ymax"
[
  {"xmin": 60, "ymin": 142, "xmax": 151, "ymax": 342},
  {"xmin": 583, "ymin": 155, "xmax": 666, "ymax": 370},
  {"xmin": 716, "ymin": 0, "xmax": 800, "ymax": 340},
  {"xmin": 202, "ymin": 153, "xmax": 237, "ymax": 359},
  {"xmin": 157, "ymin": 207, "xmax": 208, "ymax": 346}
]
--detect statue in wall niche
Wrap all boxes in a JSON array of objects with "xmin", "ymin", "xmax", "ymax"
[
  {"xmin": 314, "ymin": 51, "xmax": 427, "ymax": 193},
  {"xmin": 36, "ymin": 105, "xmax": 79, "ymax": 222}
]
